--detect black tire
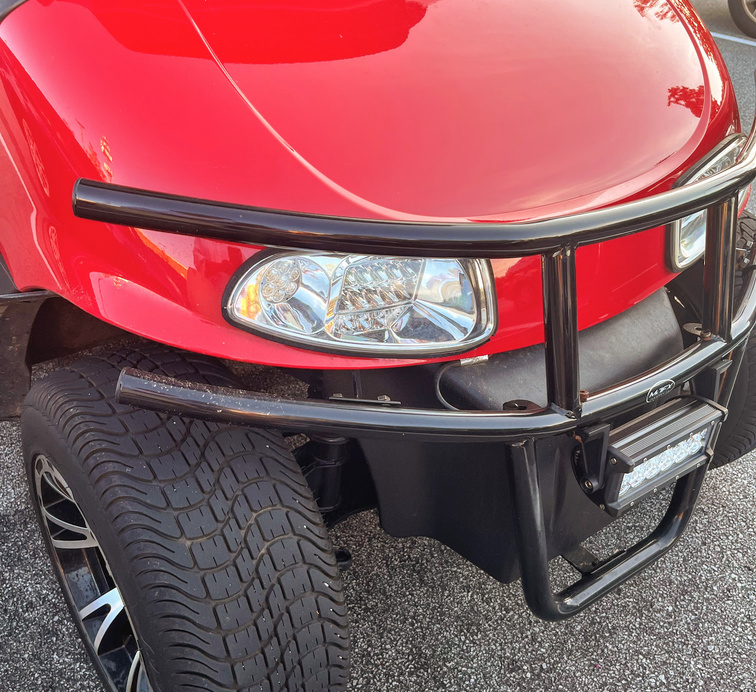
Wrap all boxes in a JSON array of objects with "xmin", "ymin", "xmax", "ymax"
[
  {"xmin": 712, "ymin": 212, "xmax": 756, "ymax": 467},
  {"xmin": 729, "ymin": 0, "xmax": 756, "ymax": 39},
  {"xmin": 22, "ymin": 345, "xmax": 350, "ymax": 692}
]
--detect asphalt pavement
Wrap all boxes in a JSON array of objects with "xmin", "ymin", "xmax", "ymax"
[{"xmin": 2, "ymin": 2, "xmax": 756, "ymax": 691}]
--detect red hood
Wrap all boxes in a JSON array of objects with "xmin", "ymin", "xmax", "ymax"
[
  {"xmin": 176, "ymin": 0, "xmax": 721, "ymax": 220},
  {"xmin": 0, "ymin": 0, "xmax": 742, "ymax": 370},
  {"xmin": 2, "ymin": 0, "xmax": 734, "ymax": 222}
]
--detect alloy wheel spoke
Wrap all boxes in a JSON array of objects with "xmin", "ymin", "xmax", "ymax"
[
  {"xmin": 42, "ymin": 470, "xmax": 74, "ymax": 501},
  {"xmin": 51, "ymin": 529, "xmax": 100, "ymax": 550},
  {"xmin": 34, "ymin": 453, "xmax": 151, "ymax": 691},
  {"xmin": 138, "ymin": 664, "xmax": 151, "ymax": 692},
  {"xmin": 36, "ymin": 457, "xmax": 75, "ymax": 502},
  {"xmin": 42, "ymin": 504, "xmax": 91, "ymax": 536},
  {"xmin": 36, "ymin": 458, "xmax": 100, "ymax": 549},
  {"xmin": 127, "ymin": 650, "xmax": 153, "ymax": 692},
  {"xmin": 79, "ymin": 587, "xmax": 125, "ymax": 653}
]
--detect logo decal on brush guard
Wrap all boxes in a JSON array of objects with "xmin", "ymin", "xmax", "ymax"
[{"xmin": 646, "ymin": 379, "xmax": 676, "ymax": 403}]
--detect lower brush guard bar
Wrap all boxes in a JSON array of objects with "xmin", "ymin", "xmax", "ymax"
[
  {"xmin": 117, "ymin": 361, "xmax": 717, "ymax": 620},
  {"xmin": 507, "ymin": 441, "xmax": 707, "ymax": 621}
]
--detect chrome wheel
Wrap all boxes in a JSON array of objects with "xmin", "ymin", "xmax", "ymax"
[{"xmin": 33, "ymin": 455, "xmax": 151, "ymax": 692}]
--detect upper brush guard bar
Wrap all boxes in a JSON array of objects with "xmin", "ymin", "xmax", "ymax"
[{"xmin": 74, "ymin": 125, "xmax": 756, "ymax": 260}]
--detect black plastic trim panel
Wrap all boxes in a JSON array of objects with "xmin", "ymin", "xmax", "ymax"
[
  {"xmin": 0, "ymin": 0, "xmax": 28, "ymax": 22},
  {"xmin": 0, "ymin": 255, "xmax": 17, "ymax": 294}
]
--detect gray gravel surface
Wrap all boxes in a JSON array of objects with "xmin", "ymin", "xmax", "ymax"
[
  {"xmin": 3, "ymin": 3, "xmax": 756, "ymax": 691},
  {"xmin": 2, "ymin": 414, "xmax": 756, "ymax": 692}
]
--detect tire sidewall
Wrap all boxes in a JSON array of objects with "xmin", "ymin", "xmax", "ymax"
[
  {"xmin": 729, "ymin": 0, "xmax": 756, "ymax": 38},
  {"xmin": 22, "ymin": 401, "xmax": 163, "ymax": 692}
]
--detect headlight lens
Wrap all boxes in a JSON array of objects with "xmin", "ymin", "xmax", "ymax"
[
  {"xmin": 226, "ymin": 253, "xmax": 496, "ymax": 355},
  {"xmin": 670, "ymin": 135, "xmax": 749, "ymax": 271}
]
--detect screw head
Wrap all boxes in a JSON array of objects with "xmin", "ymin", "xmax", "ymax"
[
  {"xmin": 599, "ymin": 503, "xmax": 606, "ymax": 511},
  {"xmin": 610, "ymin": 457, "xmax": 617, "ymax": 465},
  {"xmin": 583, "ymin": 479, "xmax": 594, "ymax": 491}
]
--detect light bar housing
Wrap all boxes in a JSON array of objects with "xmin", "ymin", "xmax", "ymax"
[{"xmin": 601, "ymin": 398, "xmax": 724, "ymax": 515}]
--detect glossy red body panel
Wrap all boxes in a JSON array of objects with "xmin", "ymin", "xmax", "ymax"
[{"xmin": 0, "ymin": 0, "xmax": 740, "ymax": 368}]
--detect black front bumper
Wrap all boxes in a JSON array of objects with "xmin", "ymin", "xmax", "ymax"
[
  {"xmin": 114, "ymin": 219, "xmax": 756, "ymax": 622},
  {"xmin": 98, "ymin": 111, "xmax": 756, "ymax": 621}
]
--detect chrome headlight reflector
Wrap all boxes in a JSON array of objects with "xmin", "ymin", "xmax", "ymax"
[
  {"xmin": 226, "ymin": 252, "xmax": 496, "ymax": 355},
  {"xmin": 669, "ymin": 134, "xmax": 750, "ymax": 271}
]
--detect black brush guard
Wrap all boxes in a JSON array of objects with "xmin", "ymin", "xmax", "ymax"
[{"xmin": 76, "ymin": 101, "xmax": 756, "ymax": 621}]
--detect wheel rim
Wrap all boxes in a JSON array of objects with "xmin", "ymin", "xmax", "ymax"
[
  {"xmin": 745, "ymin": 0, "xmax": 756, "ymax": 20},
  {"xmin": 33, "ymin": 455, "xmax": 152, "ymax": 692}
]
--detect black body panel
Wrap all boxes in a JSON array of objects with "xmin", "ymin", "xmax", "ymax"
[
  {"xmin": 442, "ymin": 289, "xmax": 683, "ymax": 409},
  {"xmin": 359, "ymin": 434, "xmax": 609, "ymax": 583}
]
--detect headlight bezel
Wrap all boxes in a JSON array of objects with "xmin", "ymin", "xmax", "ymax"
[
  {"xmin": 667, "ymin": 133, "xmax": 749, "ymax": 272},
  {"xmin": 223, "ymin": 250, "xmax": 498, "ymax": 357}
]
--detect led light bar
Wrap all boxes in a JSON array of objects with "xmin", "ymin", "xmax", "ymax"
[
  {"xmin": 618, "ymin": 428, "xmax": 710, "ymax": 497},
  {"xmin": 601, "ymin": 398, "xmax": 723, "ymax": 515}
]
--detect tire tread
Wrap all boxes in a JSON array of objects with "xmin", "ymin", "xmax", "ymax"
[
  {"xmin": 712, "ymin": 212, "xmax": 756, "ymax": 467},
  {"xmin": 23, "ymin": 344, "xmax": 349, "ymax": 692}
]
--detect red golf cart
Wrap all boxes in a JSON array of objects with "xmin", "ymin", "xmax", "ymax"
[{"xmin": 1, "ymin": 1, "xmax": 755, "ymax": 690}]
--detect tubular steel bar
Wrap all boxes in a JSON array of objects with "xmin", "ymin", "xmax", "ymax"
[
  {"xmin": 116, "ymin": 325, "xmax": 754, "ymax": 441},
  {"xmin": 115, "ymin": 370, "xmax": 577, "ymax": 443},
  {"xmin": 703, "ymin": 196, "xmax": 738, "ymax": 341},
  {"xmin": 542, "ymin": 246, "xmax": 580, "ymax": 416},
  {"xmin": 72, "ymin": 109, "xmax": 756, "ymax": 260},
  {"xmin": 507, "ymin": 440, "xmax": 708, "ymax": 621}
]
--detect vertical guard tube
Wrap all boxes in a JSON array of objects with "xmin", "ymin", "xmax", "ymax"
[
  {"xmin": 703, "ymin": 196, "xmax": 738, "ymax": 341},
  {"xmin": 507, "ymin": 440, "xmax": 709, "ymax": 621},
  {"xmin": 542, "ymin": 246, "xmax": 580, "ymax": 416}
]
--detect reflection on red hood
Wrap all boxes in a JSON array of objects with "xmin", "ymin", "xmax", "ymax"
[
  {"xmin": 189, "ymin": 0, "xmax": 431, "ymax": 64},
  {"xmin": 74, "ymin": 0, "xmax": 432, "ymax": 64}
]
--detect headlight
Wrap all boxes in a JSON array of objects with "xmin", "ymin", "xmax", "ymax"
[
  {"xmin": 225, "ymin": 252, "xmax": 496, "ymax": 355},
  {"xmin": 669, "ymin": 134, "xmax": 750, "ymax": 271}
]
